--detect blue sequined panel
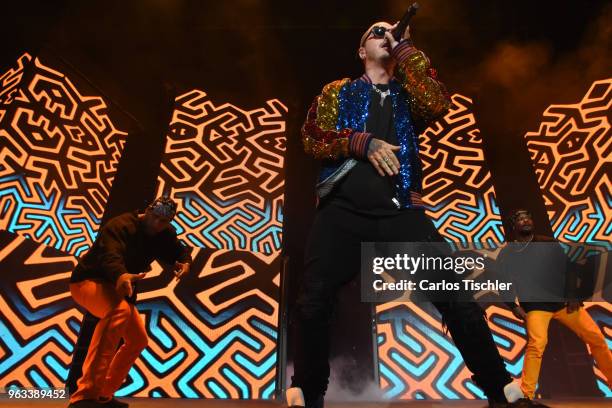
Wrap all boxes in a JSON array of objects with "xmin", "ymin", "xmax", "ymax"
[{"xmin": 337, "ymin": 80, "xmax": 371, "ymax": 131}]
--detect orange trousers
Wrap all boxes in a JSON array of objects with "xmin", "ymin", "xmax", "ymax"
[
  {"xmin": 69, "ymin": 280, "xmax": 148, "ymax": 403},
  {"xmin": 522, "ymin": 307, "xmax": 612, "ymax": 398}
]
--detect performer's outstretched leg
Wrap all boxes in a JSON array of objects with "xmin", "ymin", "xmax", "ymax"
[{"xmin": 381, "ymin": 211, "xmax": 522, "ymax": 406}]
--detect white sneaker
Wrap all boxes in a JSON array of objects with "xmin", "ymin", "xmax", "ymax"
[
  {"xmin": 503, "ymin": 381, "xmax": 524, "ymax": 403},
  {"xmin": 286, "ymin": 387, "xmax": 305, "ymax": 407}
]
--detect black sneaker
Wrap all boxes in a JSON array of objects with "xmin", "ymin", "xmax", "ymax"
[
  {"xmin": 99, "ymin": 398, "xmax": 129, "ymax": 408},
  {"xmin": 68, "ymin": 400, "xmax": 106, "ymax": 408},
  {"xmin": 509, "ymin": 398, "xmax": 551, "ymax": 408},
  {"xmin": 487, "ymin": 399, "xmax": 510, "ymax": 408},
  {"xmin": 306, "ymin": 394, "xmax": 324, "ymax": 408}
]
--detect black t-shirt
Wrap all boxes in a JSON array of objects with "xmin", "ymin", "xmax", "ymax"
[
  {"xmin": 499, "ymin": 235, "xmax": 569, "ymax": 313},
  {"xmin": 329, "ymin": 84, "xmax": 403, "ymax": 215}
]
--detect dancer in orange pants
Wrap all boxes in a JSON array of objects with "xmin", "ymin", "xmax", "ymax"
[
  {"xmin": 68, "ymin": 197, "xmax": 191, "ymax": 408},
  {"xmin": 500, "ymin": 209, "xmax": 612, "ymax": 406}
]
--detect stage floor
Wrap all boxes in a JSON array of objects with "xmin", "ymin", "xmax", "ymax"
[{"xmin": 0, "ymin": 398, "xmax": 610, "ymax": 408}]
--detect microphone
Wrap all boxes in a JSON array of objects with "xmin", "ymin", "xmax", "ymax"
[{"xmin": 392, "ymin": 2, "xmax": 419, "ymax": 41}]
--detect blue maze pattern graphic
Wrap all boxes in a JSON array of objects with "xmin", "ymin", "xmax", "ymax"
[
  {"xmin": 0, "ymin": 53, "xmax": 128, "ymax": 257},
  {"xmin": 156, "ymin": 89, "xmax": 287, "ymax": 255},
  {"xmin": 0, "ymin": 229, "xmax": 280, "ymax": 398}
]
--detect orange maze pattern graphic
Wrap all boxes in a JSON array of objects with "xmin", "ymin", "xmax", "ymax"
[
  {"xmin": 525, "ymin": 79, "xmax": 612, "ymax": 394},
  {"xmin": 0, "ymin": 229, "xmax": 280, "ymax": 398},
  {"xmin": 525, "ymin": 79, "xmax": 611, "ymax": 254},
  {"xmin": 156, "ymin": 90, "xmax": 287, "ymax": 255},
  {"xmin": 375, "ymin": 94, "xmax": 510, "ymax": 400},
  {"xmin": 0, "ymin": 53, "xmax": 31, "ymax": 111},
  {"xmin": 420, "ymin": 94, "xmax": 505, "ymax": 246},
  {"xmin": 0, "ymin": 53, "xmax": 128, "ymax": 257}
]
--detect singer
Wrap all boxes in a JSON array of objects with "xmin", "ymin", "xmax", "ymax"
[{"xmin": 286, "ymin": 19, "xmax": 531, "ymax": 408}]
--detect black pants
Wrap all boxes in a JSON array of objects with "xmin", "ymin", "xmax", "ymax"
[{"xmin": 290, "ymin": 203, "xmax": 511, "ymax": 402}]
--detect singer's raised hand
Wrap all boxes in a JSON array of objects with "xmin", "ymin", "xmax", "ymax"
[{"xmin": 384, "ymin": 22, "xmax": 411, "ymax": 50}]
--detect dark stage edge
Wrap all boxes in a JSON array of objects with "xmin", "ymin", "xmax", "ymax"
[{"xmin": 0, "ymin": 398, "xmax": 610, "ymax": 408}]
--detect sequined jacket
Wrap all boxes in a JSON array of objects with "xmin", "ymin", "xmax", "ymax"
[{"xmin": 302, "ymin": 40, "xmax": 451, "ymax": 209}]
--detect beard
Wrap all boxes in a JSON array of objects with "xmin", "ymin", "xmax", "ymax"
[{"xmin": 517, "ymin": 224, "xmax": 534, "ymax": 237}]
